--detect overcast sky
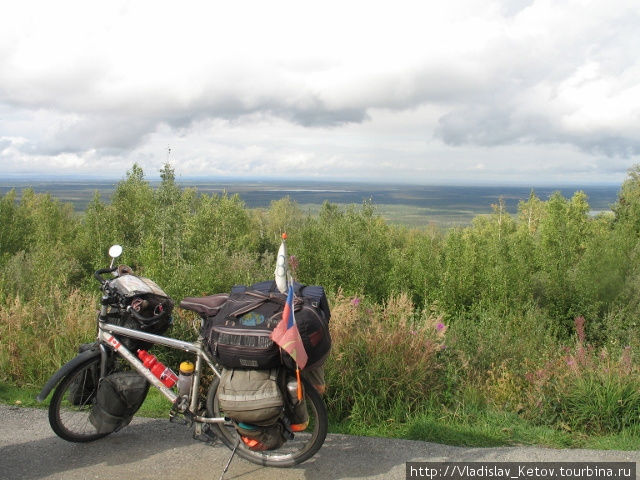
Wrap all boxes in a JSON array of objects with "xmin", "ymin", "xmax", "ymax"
[{"xmin": 1, "ymin": 0, "xmax": 639, "ymax": 185}]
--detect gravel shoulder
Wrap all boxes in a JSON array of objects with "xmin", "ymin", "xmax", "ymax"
[{"xmin": 1, "ymin": 405, "xmax": 638, "ymax": 480}]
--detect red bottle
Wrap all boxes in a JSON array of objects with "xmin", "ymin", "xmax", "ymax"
[{"xmin": 137, "ymin": 350, "xmax": 178, "ymax": 388}]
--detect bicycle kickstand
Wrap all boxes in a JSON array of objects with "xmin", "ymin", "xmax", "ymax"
[{"xmin": 218, "ymin": 438, "xmax": 240, "ymax": 480}]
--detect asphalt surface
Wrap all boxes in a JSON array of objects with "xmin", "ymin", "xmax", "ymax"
[{"xmin": 1, "ymin": 405, "xmax": 639, "ymax": 480}]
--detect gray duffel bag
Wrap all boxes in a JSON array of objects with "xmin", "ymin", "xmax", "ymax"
[{"xmin": 217, "ymin": 368, "xmax": 284, "ymax": 426}]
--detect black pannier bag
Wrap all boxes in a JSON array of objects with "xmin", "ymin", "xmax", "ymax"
[
  {"xmin": 89, "ymin": 371, "xmax": 149, "ymax": 434},
  {"xmin": 202, "ymin": 281, "xmax": 331, "ymax": 370},
  {"xmin": 107, "ymin": 275, "xmax": 174, "ymax": 350}
]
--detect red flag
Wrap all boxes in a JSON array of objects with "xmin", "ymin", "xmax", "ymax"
[{"xmin": 271, "ymin": 284, "xmax": 308, "ymax": 369}]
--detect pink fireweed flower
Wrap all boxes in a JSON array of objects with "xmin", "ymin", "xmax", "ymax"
[
  {"xmin": 436, "ymin": 322, "xmax": 445, "ymax": 331},
  {"xmin": 576, "ymin": 346, "xmax": 586, "ymax": 365},
  {"xmin": 351, "ymin": 297, "xmax": 361, "ymax": 306}
]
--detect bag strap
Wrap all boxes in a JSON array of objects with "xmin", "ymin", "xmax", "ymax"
[
  {"xmin": 225, "ymin": 291, "xmax": 270, "ymax": 318},
  {"xmin": 225, "ymin": 290, "xmax": 304, "ymax": 319}
]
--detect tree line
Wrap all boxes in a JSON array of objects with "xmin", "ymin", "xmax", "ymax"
[{"xmin": 2, "ymin": 163, "xmax": 640, "ymax": 347}]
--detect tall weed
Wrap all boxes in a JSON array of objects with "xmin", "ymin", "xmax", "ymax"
[
  {"xmin": 326, "ymin": 291, "xmax": 447, "ymax": 423},
  {"xmin": 0, "ymin": 288, "xmax": 96, "ymax": 385},
  {"xmin": 448, "ymin": 304, "xmax": 559, "ymax": 384},
  {"xmin": 522, "ymin": 317, "xmax": 640, "ymax": 434}
]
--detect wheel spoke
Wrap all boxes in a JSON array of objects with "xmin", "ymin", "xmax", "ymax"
[{"xmin": 49, "ymin": 357, "xmax": 109, "ymax": 442}]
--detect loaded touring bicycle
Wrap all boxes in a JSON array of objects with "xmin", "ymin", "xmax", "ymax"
[{"xmin": 37, "ymin": 243, "xmax": 329, "ymax": 469}]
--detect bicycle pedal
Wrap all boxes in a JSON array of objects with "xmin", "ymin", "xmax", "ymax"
[
  {"xmin": 169, "ymin": 413, "xmax": 188, "ymax": 426},
  {"xmin": 193, "ymin": 424, "xmax": 218, "ymax": 444}
]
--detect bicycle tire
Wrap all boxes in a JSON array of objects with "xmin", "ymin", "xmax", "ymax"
[
  {"xmin": 48, "ymin": 356, "xmax": 111, "ymax": 442},
  {"xmin": 206, "ymin": 374, "xmax": 328, "ymax": 467}
]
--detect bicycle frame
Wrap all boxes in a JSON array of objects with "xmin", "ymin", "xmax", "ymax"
[{"xmin": 98, "ymin": 319, "xmax": 225, "ymax": 425}]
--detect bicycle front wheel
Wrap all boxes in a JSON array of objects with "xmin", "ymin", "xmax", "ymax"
[
  {"xmin": 206, "ymin": 375, "xmax": 328, "ymax": 467},
  {"xmin": 48, "ymin": 356, "xmax": 109, "ymax": 442}
]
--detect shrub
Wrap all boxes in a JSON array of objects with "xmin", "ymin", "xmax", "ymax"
[
  {"xmin": 447, "ymin": 303, "xmax": 559, "ymax": 382},
  {"xmin": 325, "ymin": 291, "xmax": 448, "ymax": 424},
  {"xmin": 521, "ymin": 317, "xmax": 640, "ymax": 434},
  {"xmin": 0, "ymin": 288, "xmax": 96, "ymax": 385}
]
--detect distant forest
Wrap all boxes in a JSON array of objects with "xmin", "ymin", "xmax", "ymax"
[{"xmin": 0, "ymin": 176, "xmax": 620, "ymax": 227}]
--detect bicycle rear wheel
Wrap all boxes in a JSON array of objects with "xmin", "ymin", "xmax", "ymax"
[
  {"xmin": 206, "ymin": 375, "xmax": 327, "ymax": 467},
  {"xmin": 48, "ymin": 356, "xmax": 111, "ymax": 442}
]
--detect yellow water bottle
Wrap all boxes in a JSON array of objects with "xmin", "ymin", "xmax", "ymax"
[{"xmin": 177, "ymin": 361, "xmax": 195, "ymax": 397}]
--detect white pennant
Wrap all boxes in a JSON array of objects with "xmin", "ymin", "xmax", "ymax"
[{"xmin": 274, "ymin": 236, "xmax": 288, "ymax": 293}]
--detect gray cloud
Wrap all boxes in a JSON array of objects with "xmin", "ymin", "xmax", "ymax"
[
  {"xmin": 25, "ymin": 115, "xmax": 154, "ymax": 155},
  {"xmin": 1, "ymin": 0, "xmax": 639, "ymax": 183},
  {"xmin": 436, "ymin": 106, "xmax": 640, "ymax": 158}
]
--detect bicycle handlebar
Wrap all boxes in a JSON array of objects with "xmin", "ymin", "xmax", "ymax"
[{"xmin": 94, "ymin": 266, "xmax": 117, "ymax": 284}]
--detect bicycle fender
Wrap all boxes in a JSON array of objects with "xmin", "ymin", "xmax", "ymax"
[{"xmin": 35, "ymin": 348, "xmax": 101, "ymax": 402}]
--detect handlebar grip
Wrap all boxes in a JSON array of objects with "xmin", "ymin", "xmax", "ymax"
[{"xmin": 94, "ymin": 266, "xmax": 117, "ymax": 284}]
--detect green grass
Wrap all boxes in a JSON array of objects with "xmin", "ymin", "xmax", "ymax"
[
  {"xmin": 0, "ymin": 381, "xmax": 176, "ymax": 419},
  {"xmin": 405, "ymin": 409, "xmax": 574, "ymax": 448},
  {"xmin": 330, "ymin": 407, "xmax": 640, "ymax": 450},
  {"xmin": 557, "ymin": 373, "xmax": 640, "ymax": 434},
  {"xmin": 0, "ymin": 383, "xmax": 43, "ymax": 408},
  {"xmin": 2, "ymin": 381, "xmax": 638, "ymax": 450},
  {"xmin": 136, "ymin": 386, "xmax": 174, "ymax": 418}
]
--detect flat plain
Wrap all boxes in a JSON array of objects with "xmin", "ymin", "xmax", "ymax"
[{"xmin": 0, "ymin": 179, "xmax": 620, "ymax": 227}]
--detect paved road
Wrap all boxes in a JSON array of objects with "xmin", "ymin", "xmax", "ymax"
[{"xmin": 1, "ymin": 405, "xmax": 638, "ymax": 480}]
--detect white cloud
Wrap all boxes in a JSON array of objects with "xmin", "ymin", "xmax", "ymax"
[{"xmin": 0, "ymin": 0, "xmax": 638, "ymax": 183}]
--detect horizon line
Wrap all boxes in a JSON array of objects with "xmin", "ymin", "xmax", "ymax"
[{"xmin": 0, "ymin": 174, "xmax": 622, "ymax": 189}]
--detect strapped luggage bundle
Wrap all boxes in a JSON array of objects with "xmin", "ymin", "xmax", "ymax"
[
  {"xmin": 106, "ymin": 274, "xmax": 174, "ymax": 350},
  {"xmin": 188, "ymin": 276, "xmax": 332, "ymax": 451},
  {"xmin": 201, "ymin": 281, "xmax": 331, "ymax": 371}
]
